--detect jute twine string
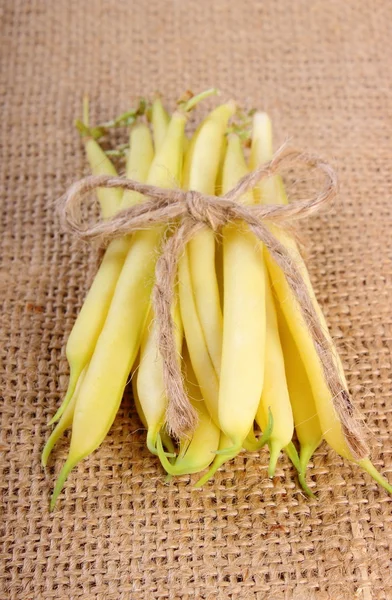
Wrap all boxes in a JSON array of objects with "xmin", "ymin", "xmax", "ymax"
[{"xmin": 61, "ymin": 146, "xmax": 368, "ymax": 459}]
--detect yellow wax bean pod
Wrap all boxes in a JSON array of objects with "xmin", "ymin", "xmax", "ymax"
[
  {"xmin": 277, "ymin": 304, "xmax": 322, "ymax": 495},
  {"xmin": 270, "ymin": 239, "xmax": 392, "ymax": 492},
  {"xmin": 156, "ymin": 350, "xmax": 220, "ymax": 476},
  {"xmin": 252, "ymin": 111, "xmax": 392, "ymax": 494},
  {"xmin": 83, "ymin": 138, "xmax": 122, "ymax": 218},
  {"xmin": 214, "ymin": 136, "xmax": 227, "ymax": 310},
  {"xmin": 137, "ymin": 292, "xmax": 183, "ymax": 455},
  {"xmin": 178, "ymin": 247, "xmax": 220, "ymax": 425},
  {"xmin": 198, "ymin": 135, "xmax": 270, "ymax": 485},
  {"xmin": 151, "ymin": 95, "xmax": 170, "ymax": 152},
  {"xmin": 79, "ymin": 96, "xmax": 123, "ymax": 218},
  {"xmin": 42, "ymin": 366, "xmax": 88, "ymax": 467},
  {"xmin": 180, "ymin": 91, "xmax": 222, "ymax": 183},
  {"xmin": 177, "ymin": 105, "xmax": 234, "ymax": 426},
  {"xmin": 183, "ymin": 135, "xmax": 190, "ymax": 156},
  {"xmin": 122, "ymin": 122, "xmax": 155, "ymax": 200},
  {"xmin": 264, "ymin": 232, "xmax": 354, "ymax": 459},
  {"xmin": 48, "ymin": 115, "xmax": 122, "ymax": 424},
  {"xmin": 183, "ymin": 102, "xmax": 236, "ymax": 376},
  {"xmin": 254, "ymin": 276, "xmax": 294, "ymax": 477},
  {"xmin": 251, "ymin": 111, "xmax": 352, "ymax": 460},
  {"xmin": 50, "ymin": 112, "xmax": 186, "ymax": 509},
  {"xmin": 249, "ymin": 111, "xmax": 287, "ymax": 206},
  {"xmin": 49, "ymin": 122, "xmax": 154, "ymax": 425},
  {"xmin": 131, "ymin": 363, "xmax": 176, "ymax": 458},
  {"xmin": 217, "ymin": 134, "xmax": 266, "ymax": 455}
]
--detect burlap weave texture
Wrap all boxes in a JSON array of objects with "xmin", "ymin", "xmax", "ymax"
[{"xmin": 1, "ymin": 1, "xmax": 391, "ymax": 599}]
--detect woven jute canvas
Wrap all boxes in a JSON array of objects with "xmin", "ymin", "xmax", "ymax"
[{"xmin": 1, "ymin": 1, "xmax": 391, "ymax": 599}]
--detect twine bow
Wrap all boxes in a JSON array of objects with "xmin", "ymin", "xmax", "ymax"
[{"xmin": 61, "ymin": 146, "xmax": 367, "ymax": 459}]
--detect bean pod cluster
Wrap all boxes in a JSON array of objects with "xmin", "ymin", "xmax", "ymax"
[{"xmin": 43, "ymin": 92, "xmax": 392, "ymax": 509}]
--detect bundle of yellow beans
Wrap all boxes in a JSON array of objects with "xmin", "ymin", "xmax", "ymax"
[{"xmin": 44, "ymin": 90, "xmax": 392, "ymax": 509}]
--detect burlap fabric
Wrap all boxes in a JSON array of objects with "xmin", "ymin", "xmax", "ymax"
[{"xmin": 1, "ymin": 2, "xmax": 391, "ymax": 599}]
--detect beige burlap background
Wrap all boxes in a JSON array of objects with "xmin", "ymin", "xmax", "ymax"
[{"xmin": 1, "ymin": 1, "xmax": 391, "ymax": 599}]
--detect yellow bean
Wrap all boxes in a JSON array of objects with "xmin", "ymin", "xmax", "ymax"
[
  {"xmin": 255, "ymin": 275, "xmax": 294, "ymax": 476},
  {"xmin": 178, "ymin": 104, "xmax": 234, "ymax": 425},
  {"xmin": 178, "ymin": 248, "xmax": 220, "ymax": 425},
  {"xmin": 218, "ymin": 134, "xmax": 266, "ymax": 454},
  {"xmin": 137, "ymin": 294, "xmax": 183, "ymax": 455},
  {"xmin": 131, "ymin": 362, "xmax": 177, "ymax": 457},
  {"xmin": 157, "ymin": 349, "xmax": 220, "ymax": 476},
  {"xmin": 84, "ymin": 139, "xmax": 122, "ymax": 218},
  {"xmin": 151, "ymin": 96, "xmax": 170, "ymax": 152},
  {"xmin": 42, "ymin": 365, "xmax": 88, "ymax": 467},
  {"xmin": 249, "ymin": 111, "xmax": 287, "ymax": 206},
  {"xmin": 252, "ymin": 111, "xmax": 392, "ymax": 493},
  {"xmin": 265, "ymin": 226, "xmax": 352, "ymax": 458},
  {"xmin": 277, "ymin": 304, "xmax": 321, "ymax": 493},
  {"xmin": 49, "ymin": 123, "xmax": 154, "ymax": 425},
  {"xmin": 184, "ymin": 102, "xmax": 236, "ymax": 375},
  {"xmin": 50, "ymin": 113, "xmax": 186, "ymax": 508}
]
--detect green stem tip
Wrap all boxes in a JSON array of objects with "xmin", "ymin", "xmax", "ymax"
[
  {"xmin": 50, "ymin": 457, "xmax": 78, "ymax": 511},
  {"xmin": 243, "ymin": 409, "xmax": 274, "ymax": 452},
  {"xmin": 268, "ymin": 441, "xmax": 284, "ymax": 477},
  {"xmin": 178, "ymin": 88, "xmax": 219, "ymax": 113},
  {"xmin": 48, "ymin": 374, "xmax": 78, "ymax": 426},
  {"xmin": 284, "ymin": 441, "xmax": 300, "ymax": 472},
  {"xmin": 76, "ymin": 98, "xmax": 147, "ymax": 141},
  {"xmin": 41, "ymin": 420, "xmax": 69, "ymax": 467},
  {"xmin": 194, "ymin": 448, "xmax": 239, "ymax": 488},
  {"xmin": 298, "ymin": 471, "xmax": 316, "ymax": 498},
  {"xmin": 284, "ymin": 442, "xmax": 316, "ymax": 497},
  {"xmin": 214, "ymin": 441, "xmax": 242, "ymax": 457},
  {"xmin": 147, "ymin": 429, "xmax": 176, "ymax": 458},
  {"xmin": 358, "ymin": 458, "xmax": 392, "ymax": 495},
  {"xmin": 156, "ymin": 433, "xmax": 179, "ymax": 476}
]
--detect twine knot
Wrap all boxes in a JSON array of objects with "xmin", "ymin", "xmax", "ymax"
[
  {"xmin": 60, "ymin": 145, "xmax": 367, "ymax": 460},
  {"xmin": 185, "ymin": 190, "xmax": 226, "ymax": 230}
]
